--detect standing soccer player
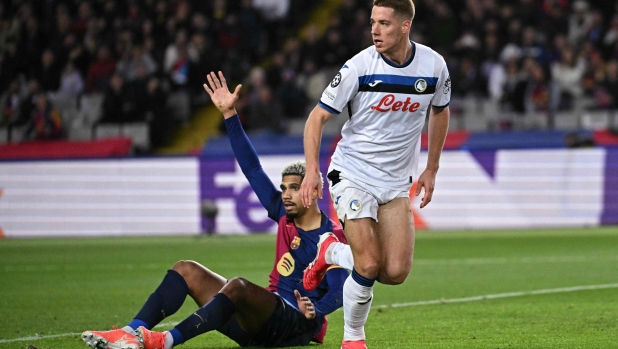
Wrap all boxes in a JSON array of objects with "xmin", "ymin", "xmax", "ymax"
[{"xmin": 301, "ymin": 1, "xmax": 451, "ymax": 348}]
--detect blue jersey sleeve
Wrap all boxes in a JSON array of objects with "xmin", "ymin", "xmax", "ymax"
[
  {"xmin": 313, "ymin": 267, "xmax": 348, "ymax": 317},
  {"xmin": 224, "ymin": 115, "xmax": 284, "ymax": 220}
]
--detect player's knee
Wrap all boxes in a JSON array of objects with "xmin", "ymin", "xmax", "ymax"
[
  {"xmin": 171, "ymin": 260, "xmax": 200, "ymax": 280},
  {"xmin": 354, "ymin": 260, "xmax": 380, "ymax": 279},
  {"xmin": 379, "ymin": 265, "xmax": 411, "ymax": 285},
  {"xmin": 221, "ymin": 277, "xmax": 249, "ymax": 300}
]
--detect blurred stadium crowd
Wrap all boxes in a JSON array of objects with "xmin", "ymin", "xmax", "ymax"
[{"xmin": 0, "ymin": 0, "xmax": 617, "ymax": 151}]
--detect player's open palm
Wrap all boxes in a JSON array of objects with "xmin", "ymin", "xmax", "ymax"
[
  {"xmin": 203, "ymin": 71, "xmax": 242, "ymax": 118},
  {"xmin": 294, "ymin": 289, "xmax": 316, "ymax": 320}
]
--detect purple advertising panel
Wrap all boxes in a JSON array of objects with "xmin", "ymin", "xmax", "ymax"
[
  {"xmin": 199, "ymin": 156, "xmax": 333, "ymax": 234},
  {"xmin": 601, "ymin": 148, "xmax": 618, "ymax": 225}
]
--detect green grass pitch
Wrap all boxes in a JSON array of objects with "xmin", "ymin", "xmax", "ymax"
[{"xmin": 1, "ymin": 227, "xmax": 617, "ymax": 349}]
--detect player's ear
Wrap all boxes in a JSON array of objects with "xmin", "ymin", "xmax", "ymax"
[{"xmin": 402, "ymin": 19, "xmax": 411, "ymax": 34}]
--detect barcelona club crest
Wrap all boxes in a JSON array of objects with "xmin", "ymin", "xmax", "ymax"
[{"xmin": 290, "ymin": 236, "xmax": 301, "ymax": 250}]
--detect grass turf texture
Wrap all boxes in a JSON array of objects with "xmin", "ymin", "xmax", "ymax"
[{"xmin": 0, "ymin": 227, "xmax": 617, "ymax": 349}]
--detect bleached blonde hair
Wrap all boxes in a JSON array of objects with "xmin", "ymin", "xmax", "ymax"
[{"xmin": 281, "ymin": 160, "xmax": 323, "ymax": 186}]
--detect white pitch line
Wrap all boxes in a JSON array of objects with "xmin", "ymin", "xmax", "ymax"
[
  {"xmin": 0, "ymin": 322, "xmax": 181, "ymax": 344},
  {"xmin": 372, "ymin": 283, "xmax": 618, "ymax": 309},
  {"xmin": 2, "ymin": 283, "xmax": 617, "ymax": 343}
]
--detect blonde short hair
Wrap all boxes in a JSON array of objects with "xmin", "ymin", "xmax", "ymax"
[{"xmin": 281, "ymin": 160, "xmax": 323, "ymax": 186}]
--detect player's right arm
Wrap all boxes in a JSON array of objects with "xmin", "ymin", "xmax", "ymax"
[
  {"xmin": 300, "ymin": 62, "xmax": 360, "ymax": 207},
  {"xmin": 204, "ymin": 71, "xmax": 284, "ymax": 220},
  {"xmin": 301, "ymin": 106, "xmax": 333, "ymax": 207}
]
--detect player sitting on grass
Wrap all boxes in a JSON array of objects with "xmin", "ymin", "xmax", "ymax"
[{"xmin": 81, "ymin": 71, "xmax": 348, "ymax": 349}]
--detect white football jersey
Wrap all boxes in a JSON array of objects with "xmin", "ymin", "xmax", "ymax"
[{"xmin": 319, "ymin": 42, "xmax": 451, "ymax": 190}]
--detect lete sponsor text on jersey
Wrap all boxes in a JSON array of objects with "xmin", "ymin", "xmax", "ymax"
[{"xmin": 370, "ymin": 94, "xmax": 421, "ymax": 113}]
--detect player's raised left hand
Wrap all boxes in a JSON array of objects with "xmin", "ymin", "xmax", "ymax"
[
  {"xmin": 415, "ymin": 169, "xmax": 436, "ymax": 208},
  {"xmin": 294, "ymin": 289, "xmax": 316, "ymax": 320},
  {"xmin": 203, "ymin": 71, "xmax": 242, "ymax": 119}
]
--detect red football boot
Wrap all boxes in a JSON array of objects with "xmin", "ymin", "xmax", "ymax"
[
  {"xmin": 303, "ymin": 232, "xmax": 339, "ymax": 291},
  {"xmin": 341, "ymin": 339, "xmax": 368, "ymax": 349}
]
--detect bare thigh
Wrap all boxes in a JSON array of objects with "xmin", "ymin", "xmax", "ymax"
[
  {"xmin": 376, "ymin": 197, "xmax": 415, "ymax": 284},
  {"xmin": 343, "ymin": 217, "xmax": 381, "ymax": 278},
  {"xmin": 220, "ymin": 277, "xmax": 279, "ymax": 334},
  {"xmin": 172, "ymin": 260, "xmax": 227, "ymax": 306}
]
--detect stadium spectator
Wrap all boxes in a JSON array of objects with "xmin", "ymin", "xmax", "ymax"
[
  {"xmin": 86, "ymin": 46, "xmax": 116, "ymax": 93},
  {"xmin": 551, "ymin": 45, "xmax": 586, "ymax": 110},
  {"xmin": 568, "ymin": 1, "xmax": 594, "ymax": 46},
  {"xmin": 253, "ymin": 0, "xmax": 290, "ymax": 52},
  {"xmin": 597, "ymin": 59, "xmax": 618, "ymax": 109},
  {"xmin": 247, "ymin": 85, "xmax": 284, "ymax": 133},
  {"xmin": 19, "ymin": 79, "xmax": 41, "ymax": 126},
  {"xmin": 0, "ymin": 79, "xmax": 21, "ymax": 127},
  {"xmin": 116, "ymin": 44, "xmax": 157, "ymax": 82},
  {"xmin": 32, "ymin": 49, "xmax": 61, "ymax": 92},
  {"xmin": 52, "ymin": 61, "xmax": 85, "ymax": 101},
  {"xmin": 24, "ymin": 92, "xmax": 63, "ymax": 141},
  {"xmin": 100, "ymin": 73, "xmax": 132, "ymax": 124}
]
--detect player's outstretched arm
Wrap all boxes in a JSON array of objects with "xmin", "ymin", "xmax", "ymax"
[
  {"xmin": 415, "ymin": 105, "xmax": 450, "ymax": 208},
  {"xmin": 203, "ymin": 71, "xmax": 242, "ymax": 119},
  {"xmin": 203, "ymin": 71, "xmax": 283, "ymax": 219},
  {"xmin": 301, "ymin": 105, "xmax": 333, "ymax": 207}
]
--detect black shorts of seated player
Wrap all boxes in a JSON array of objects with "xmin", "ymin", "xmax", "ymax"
[
  {"xmin": 219, "ymin": 295, "xmax": 324, "ymax": 347},
  {"xmin": 217, "ymin": 296, "xmax": 324, "ymax": 348}
]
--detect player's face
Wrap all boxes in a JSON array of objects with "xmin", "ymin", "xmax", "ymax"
[
  {"xmin": 280, "ymin": 175, "xmax": 306, "ymax": 219},
  {"xmin": 370, "ymin": 6, "xmax": 410, "ymax": 54}
]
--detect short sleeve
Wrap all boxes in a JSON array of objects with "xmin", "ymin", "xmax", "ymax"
[
  {"xmin": 318, "ymin": 62, "xmax": 359, "ymax": 115},
  {"xmin": 431, "ymin": 62, "xmax": 451, "ymax": 108}
]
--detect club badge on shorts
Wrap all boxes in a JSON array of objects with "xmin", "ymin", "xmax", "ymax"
[
  {"xmin": 349, "ymin": 199, "xmax": 362, "ymax": 212},
  {"xmin": 290, "ymin": 236, "xmax": 301, "ymax": 250}
]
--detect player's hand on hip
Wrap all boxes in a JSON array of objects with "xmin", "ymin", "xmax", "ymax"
[
  {"xmin": 300, "ymin": 170, "xmax": 322, "ymax": 208},
  {"xmin": 203, "ymin": 71, "xmax": 242, "ymax": 119},
  {"xmin": 294, "ymin": 289, "xmax": 316, "ymax": 320},
  {"xmin": 415, "ymin": 169, "xmax": 436, "ymax": 208}
]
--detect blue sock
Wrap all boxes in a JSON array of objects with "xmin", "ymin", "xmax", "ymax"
[
  {"xmin": 351, "ymin": 268, "xmax": 376, "ymax": 287},
  {"xmin": 127, "ymin": 319, "xmax": 149, "ymax": 331},
  {"xmin": 130, "ymin": 270, "xmax": 189, "ymax": 330},
  {"xmin": 174, "ymin": 293, "xmax": 236, "ymax": 342},
  {"xmin": 169, "ymin": 328, "xmax": 184, "ymax": 346}
]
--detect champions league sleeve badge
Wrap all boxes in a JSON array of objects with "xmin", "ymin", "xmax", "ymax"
[{"xmin": 331, "ymin": 72, "xmax": 342, "ymax": 88}]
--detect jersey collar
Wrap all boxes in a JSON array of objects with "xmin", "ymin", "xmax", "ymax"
[{"xmin": 380, "ymin": 41, "xmax": 416, "ymax": 68}]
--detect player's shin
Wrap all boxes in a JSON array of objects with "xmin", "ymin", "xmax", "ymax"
[
  {"xmin": 343, "ymin": 269, "xmax": 375, "ymax": 341},
  {"xmin": 173, "ymin": 293, "xmax": 237, "ymax": 344},
  {"xmin": 127, "ymin": 269, "xmax": 189, "ymax": 331},
  {"xmin": 130, "ymin": 269, "xmax": 190, "ymax": 331}
]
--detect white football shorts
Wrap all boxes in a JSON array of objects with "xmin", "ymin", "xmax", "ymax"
[{"xmin": 327, "ymin": 169, "xmax": 411, "ymax": 222}]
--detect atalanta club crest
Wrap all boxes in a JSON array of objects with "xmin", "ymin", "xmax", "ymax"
[
  {"xmin": 290, "ymin": 236, "xmax": 301, "ymax": 250},
  {"xmin": 414, "ymin": 78, "xmax": 427, "ymax": 93}
]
